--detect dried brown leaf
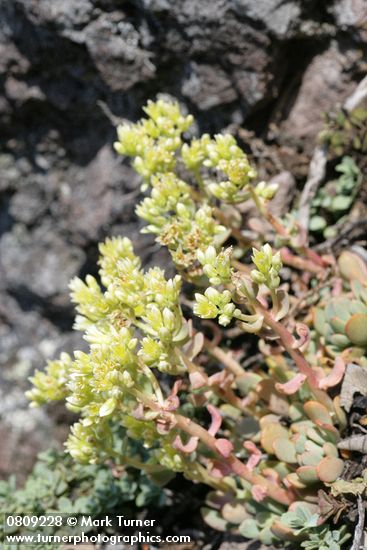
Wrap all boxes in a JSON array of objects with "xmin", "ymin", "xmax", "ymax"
[{"xmin": 340, "ymin": 363, "xmax": 367, "ymax": 413}]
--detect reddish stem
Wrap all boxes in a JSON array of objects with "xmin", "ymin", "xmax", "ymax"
[
  {"xmin": 204, "ymin": 339, "xmax": 245, "ymax": 378},
  {"xmin": 134, "ymin": 390, "xmax": 292, "ymax": 506},
  {"xmin": 256, "ymin": 302, "xmax": 319, "ymax": 388},
  {"xmin": 280, "ymin": 247, "xmax": 323, "ymax": 275},
  {"xmin": 300, "ymin": 246, "xmax": 328, "ymax": 268},
  {"xmin": 174, "ymin": 413, "xmax": 292, "ymax": 506}
]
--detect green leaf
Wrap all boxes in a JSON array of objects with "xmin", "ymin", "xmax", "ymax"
[
  {"xmin": 310, "ymin": 215, "xmax": 327, "ymax": 232},
  {"xmin": 331, "ymin": 195, "xmax": 353, "ymax": 211},
  {"xmin": 239, "ymin": 518, "xmax": 260, "ymax": 539}
]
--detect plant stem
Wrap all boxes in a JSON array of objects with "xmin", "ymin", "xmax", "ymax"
[
  {"xmin": 231, "ymin": 259, "xmax": 251, "ymax": 274},
  {"xmin": 270, "ymin": 289, "xmax": 279, "ymax": 314},
  {"xmin": 254, "ymin": 301, "xmax": 333, "ymax": 407},
  {"xmin": 139, "ymin": 359, "xmax": 165, "ymax": 405},
  {"xmin": 108, "ymin": 449, "xmax": 167, "ymax": 474},
  {"xmin": 204, "ymin": 339, "xmax": 246, "ymax": 378},
  {"xmin": 191, "ymin": 462, "xmax": 234, "ymax": 493},
  {"xmin": 132, "ymin": 390, "xmax": 292, "ymax": 506},
  {"xmin": 214, "ymin": 207, "xmax": 253, "ymax": 247},
  {"xmin": 180, "ymin": 351, "xmax": 250, "ymax": 414},
  {"xmin": 173, "ymin": 413, "xmax": 292, "ymax": 506},
  {"xmin": 248, "ymin": 187, "xmax": 327, "ymax": 269},
  {"xmin": 255, "ymin": 301, "xmax": 318, "ymax": 387},
  {"xmin": 194, "ymin": 168, "xmax": 208, "ymax": 197},
  {"xmin": 280, "ymin": 247, "xmax": 323, "ymax": 275},
  {"xmin": 248, "ymin": 187, "xmax": 286, "ymax": 236}
]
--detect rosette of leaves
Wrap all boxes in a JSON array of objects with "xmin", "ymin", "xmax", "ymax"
[
  {"xmin": 276, "ymin": 507, "xmax": 350, "ymax": 549},
  {"xmin": 261, "ymin": 400, "xmax": 344, "ymax": 494},
  {"xmin": 314, "ymin": 253, "xmax": 367, "ymax": 359},
  {"xmin": 200, "ymin": 358, "xmax": 347, "ymax": 546}
]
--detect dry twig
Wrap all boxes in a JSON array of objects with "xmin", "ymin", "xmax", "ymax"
[{"xmin": 351, "ymin": 495, "xmax": 365, "ymax": 550}]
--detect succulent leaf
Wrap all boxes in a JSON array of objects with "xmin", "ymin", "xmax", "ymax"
[
  {"xmin": 273, "ymin": 438, "xmax": 297, "ymax": 463},
  {"xmin": 338, "ymin": 250, "xmax": 367, "ymax": 284},
  {"xmin": 345, "ymin": 313, "xmax": 367, "ymax": 346},
  {"xmin": 201, "ymin": 507, "xmax": 229, "ymax": 531},
  {"xmin": 296, "ymin": 466, "xmax": 319, "ymax": 485},
  {"xmin": 316, "ymin": 457, "xmax": 344, "ymax": 483},
  {"xmin": 304, "ymin": 402, "xmax": 332, "ymax": 425},
  {"xmin": 260, "ymin": 423, "xmax": 289, "ymax": 455},
  {"xmin": 239, "ymin": 518, "xmax": 260, "ymax": 539}
]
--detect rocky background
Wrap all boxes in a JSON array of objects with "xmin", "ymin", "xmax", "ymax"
[{"xmin": 0, "ymin": 0, "xmax": 366, "ymax": 481}]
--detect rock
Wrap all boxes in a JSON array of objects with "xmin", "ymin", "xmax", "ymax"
[
  {"xmin": 9, "ymin": 178, "xmax": 51, "ymax": 224},
  {"xmin": 85, "ymin": 14, "xmax": 156, "ymax": 92},
  {"xmin": 275, "ymin": 42, "xmax": 361, "ymax": 151},
  {"xmin": 0, "ymin": 224, "xmax": 86, "ymax": 305},
  {"xmin": 330, "ymin": 0, "xmax": 367, "ymax": 30},
  {"xmin": 230, "ymin": 0, "xmax": 301, "ymax": 37},
  {"xmin": 182, "ymin": 63, "xmax": 238, "ymax": 110}
]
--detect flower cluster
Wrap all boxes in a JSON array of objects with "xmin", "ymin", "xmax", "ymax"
[
  {"xmin": 114, "ymin": 99, "xmax": 193, "ymax": 180},
  {"xmin": 251, "ymin": 243, "xmax": 282, "ymax": 289},
  {"xmin": 194, "ymin": 288, "xmax": 237, "ymax": 326},
  {"xmin": 197, "ymin": 245, "xmax": 232, "ymax": 285},
  {"xmin": 28, "ymin": 237, "xmax": 195, "ymax": 474},
  {"xmin": 136, "ymin": 173, "xmax": 226, "ymax": 271},
  {"xmin": 182, "ymin": 133, "xmax": 257, "ymax": 202},
  {"xmin": 114, "ymin": 99, "xmax": 264, "ymax": 274}
]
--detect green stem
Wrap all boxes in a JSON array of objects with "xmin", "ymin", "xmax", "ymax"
[
  {"xmin": 186, "ymin": 462, "xmax": 235, "ymax": 493},
  {"xmin": 108, "ymin": 449, "xmax": 167, "ymax": 474},
  {"xmin": 138, "ymin": 359, "xmax": 165, "ymax": 405},
  {"xmin": 270, "ymin": 289, "xmax": 279, "ymax": 315},
  {"xmin": 194, "ymin": 168, "xmax": 208, "ymax": 197}
]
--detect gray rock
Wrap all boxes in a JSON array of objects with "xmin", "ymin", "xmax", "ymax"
[
  {"xmin": 0, "ymin": 224, "xmax": 85, "ymax": 303},
  {"xmin": 9, "ymin": 178, "xmax": 50, "ymax": 224},
  {"xmin": 230, "ymin": 0, "xmax": 301, "ymax": 37},
  {"xmin": 85, "ymin": 14, "xmax": 156, "ymax": 92},
  {"xmin": 182, "ymin": 63, "xmax": 238, "ymax": 110},
  {"xmin": 330, "ymin": 0, "xmax": 367, "ymax": 29}
]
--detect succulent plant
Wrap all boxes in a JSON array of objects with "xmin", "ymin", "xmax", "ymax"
[
  {"xmin": 0, "ymin": 447, "xmax": 165, "ymax": 550},
  {"xmin": 321, "ymin": 105, "xmax": 367, "ymax": 157},
  {"xmin": 300, "ymin": 525, "xmax": 350, "ymax": 550},
  {"xmin": 313, "ymin": 261, "xmax": 367, "ymax": 359},
  {"xmin": 22, "ymin": 98, "xmax": 367, "ymax": 550},
  {"xmin": 309, "ymin": 156, "xmax": 361, "ymax": 238}
]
